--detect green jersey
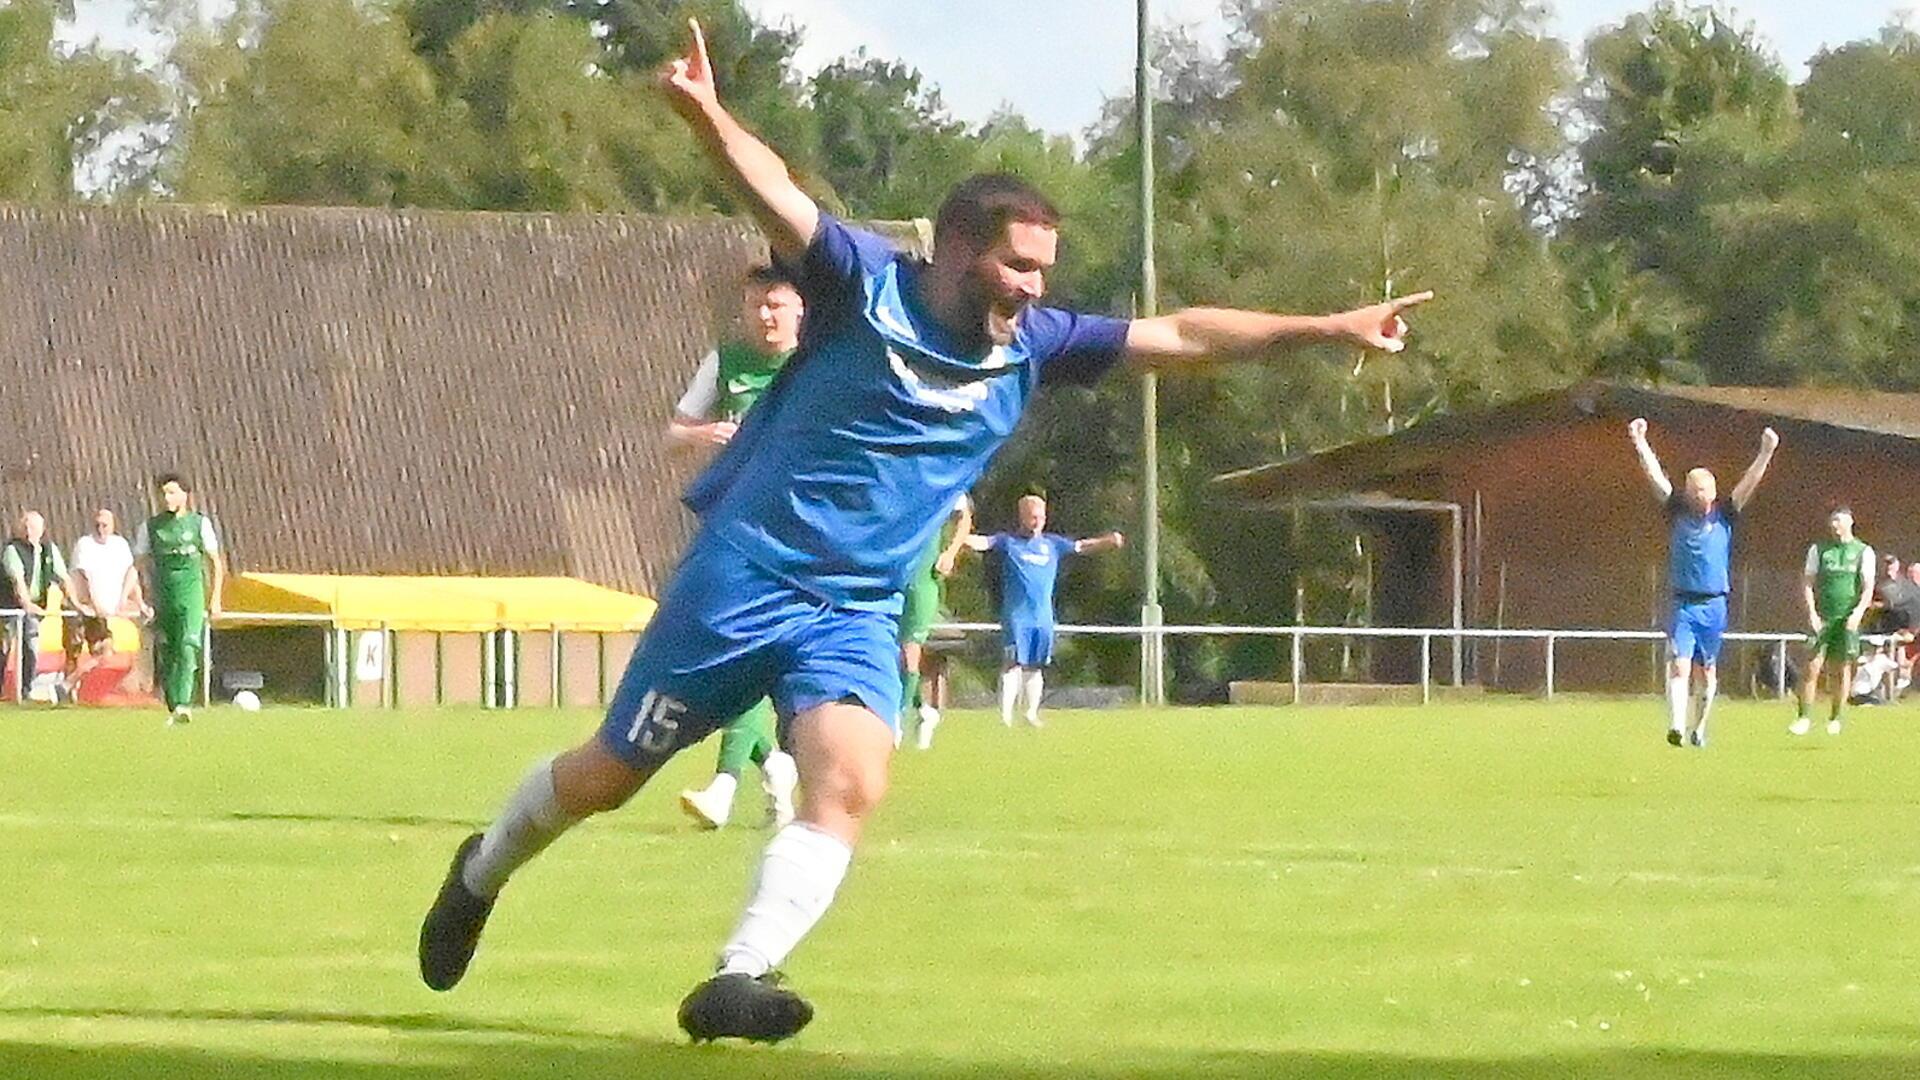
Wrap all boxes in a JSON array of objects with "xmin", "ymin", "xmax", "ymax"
[
  {"xmin": 136, "ymin": 511, "xmax": 220, "ymax": 606},
  {"xmin": 715, "ymin": 341, "xmax": 790, "ymax": 422},
  {"xmin": 1808, "ymin": 537, "xmax": 1871, "ymax": 619}
]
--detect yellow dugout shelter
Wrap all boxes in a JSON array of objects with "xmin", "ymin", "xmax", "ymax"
[{"xmin": 215, "ymin": 573, "xmax": 657, "ymax": 708}]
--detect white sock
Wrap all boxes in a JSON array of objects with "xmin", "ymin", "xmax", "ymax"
[
  {"xmin": 700, "ymin": 771, "xmax": 740, "ymax": 804},
  {"xmin": 760, "ymin": 753, "xmax": 796, "ymax": 811},
  {"xmin": 1022, "ymin": 669, "xmax": 1044, "ymax": 725},
  {"xmin": 717, "ymin": 823, "xmax": 853, "ymax": 977},
  {"xmin": 1695, "ymin": 669, "xmax": 1718, "ymax": 737},
  {"xmin": 463, "ymin": 757, "xmax": 579, "ymax": 898},
  {"xmin": 999, "ymin": 668, "xmax": 1020, "ymax": 727},
  {"xmin": 1666, "ymin": 672, "xmax": 1688, "ymax": 734}
]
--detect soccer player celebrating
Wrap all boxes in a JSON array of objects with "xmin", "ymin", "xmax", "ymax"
[
  {"xmin": 1792, "ymin": 507, "xmax": 1875, "ymax": 737},
  {"xmin": 898, "ymin": 494, "xmax": 972, "ymax": 749},
  {"xmin": 670, "ymin": 265, "xmax": 804, "ymax": 831},
  {"xmin": 418, "ymin": 18, "xmax": 1431, "ymax": 1043},
  {"xmin": 1628, "ymin": 418, "xmax": 1778, "ymax": 747},
  {"xmin": 134, "ymin": 475, "xmax": 224, "ymax": 726},
  {"xmin": 963, "ymin": 494, "xmax": 1122, "ymax": 729}
]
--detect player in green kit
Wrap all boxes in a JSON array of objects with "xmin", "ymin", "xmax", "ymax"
[
  {"xmin": 134, "ymin": 474, "xmax": 225, "ymax": 726},
  {"xmin": 897, "ymin": 495, "xmax": 972, "ymax": 749},
  {"xmin": 673, "ymin": 266, "xmax": 802, "ymax": 828},
  {"xmin": 1793, "ymin": 506, "xmax": 1875, "ymax": 737}
]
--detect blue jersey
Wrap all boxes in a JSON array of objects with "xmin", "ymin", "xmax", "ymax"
[
  {"xmin": 1667, "ymin": 494, "xmax": 1738, "ymax": 596},
  {"xmin": 990, "ymin": 532, "xmax": 1078, "ymax": 627},
  {"xmin": 684, "ymin": 216, "xmax": 1130, "ymax": 613}
]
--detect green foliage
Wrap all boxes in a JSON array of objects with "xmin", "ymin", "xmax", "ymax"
[
  {"xmin": 0, "ymin": 0, "xmax": 157, "ymax": 201},
  {"xmin": 16, "ymin": 0, "xmax": 1920, "ymax": 647},
  {"xmin": 1568, "ymin": 4, "xmax": 1920, "ymax": 388}
]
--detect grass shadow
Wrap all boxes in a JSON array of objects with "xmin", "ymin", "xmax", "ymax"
[{"xmin": 5, "ymin": 1030, "xmax": 1920, "ymax": 1080}]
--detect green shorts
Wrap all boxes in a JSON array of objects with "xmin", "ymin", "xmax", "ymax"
[
  {"xmin": 899, "ymin": 569, "xmax": 943, "ymax": 646},
  {"xmin": 1810, "ymin": 618, "xmax": 1860, "ymax": 663}
]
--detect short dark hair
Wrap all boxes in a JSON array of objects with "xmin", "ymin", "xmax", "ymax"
[
  {"xmin": 934, "ymin": 173, "xmax": 1061, "ymax": 252},
  {"xmin": 744, "ymin": 264, "xmax": 799, "ymax": 291},
  {"xmin": 155, "ymin": 472, "xmax": 191, "ymax": 493}
]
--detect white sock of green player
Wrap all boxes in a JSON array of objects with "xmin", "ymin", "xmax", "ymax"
[
  {"xmin": 696, "ymin": 771, "xmax": 739, "ymax": 804},
  {"xmin": 463, "ymin": 757, "xmax": 581, "ymax": 898},
  {"xmin": 716, "ymin": 822, "xmax": 853, "ymax": 977},
  {"xmin": 1694, "ymin": 668, "xmax": 1718, "ymax": 738},
  {"xmin": 1665, "ymin": 671, "xmax": 1689, "ymax": 735},
  {"xmin": 1021, "ymin": 669, "xmax": 1044, "ymax": 726},
  {"xmin": 999, "ymin": 668, "xmax": 1020, "ymax": 727}
]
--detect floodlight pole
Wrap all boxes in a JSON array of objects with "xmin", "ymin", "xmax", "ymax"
[{"xmin": 1137, "ymin": 0, "xmax": 1166, "ymax": 706}]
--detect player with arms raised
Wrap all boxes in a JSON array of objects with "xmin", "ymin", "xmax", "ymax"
[
  {"xmin": 963, "ymin": 493, "xmax": 1123, "ymax": 729},
  {"xmin": 1628, "ymin": 418, "xmax": 1778, "ymax": 747},
  {"xmin": 418, "ymin": 18, "xmax": 1433, "ymax": 1044}
]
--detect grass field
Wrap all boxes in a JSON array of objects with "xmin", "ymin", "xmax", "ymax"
[{"xmin": 4, "ymin": 697, "xmax": 1920, "ymax": 1079}]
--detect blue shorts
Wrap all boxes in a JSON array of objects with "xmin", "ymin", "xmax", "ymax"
[
  {"xmin": 1669, "ymin": 594, "xmax": 1728, "ymax": 666},
  {"xmin": 598, "ymin": 539, "xmax": 903, "ymax": 769},
  {"xmin": 1002, "ymin": 623, "xmax": 1055, "ymax": 669}
]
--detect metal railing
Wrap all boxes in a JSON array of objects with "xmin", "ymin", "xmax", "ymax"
[
  {"xmin": 0, "ymin": 609, "xmax": 653, "ymax": 709},
  {"xmin": 942, "ymin": 622, "xmax": 1832, "ymax": 704},
  {"xmin": 0, "ymin": 608, "xmax": 1866, "ymax": 708}
]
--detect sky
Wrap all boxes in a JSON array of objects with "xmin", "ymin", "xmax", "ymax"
[{"xmin": 67, "ymin": 0, "xmax": 1917, "ymax": 138}]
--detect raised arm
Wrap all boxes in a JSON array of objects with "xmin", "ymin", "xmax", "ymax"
[
  {"xmin": 1626, "ymin": 418, "xmax": 1673, "ymax": 503},
  {"xmin": 934, "ymin": 499, "xmax": 975, "ymax": 578},
  {"xmin": 662, "ymin": 19, "xmax": 819, "ymax": 263},
  {"xmin": 960, "ymin": 534, "xmax": 995, "ymax": 554},
  {"xmin": 1728, "ymin": 427, "xmax": 1780, "ymax": 510},
  {"xmin": 1121, "ymin": 292, "xmax": 1432, "ymax": 371},
  {"xmin": 1074, "ymin": 531, "xmax": 1125, "ymax": 555}
]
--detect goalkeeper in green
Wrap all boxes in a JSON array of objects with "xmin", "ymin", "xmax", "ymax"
[{"xmin": 134, "ymin": 474, "xmax": 225, "ymax": 726}]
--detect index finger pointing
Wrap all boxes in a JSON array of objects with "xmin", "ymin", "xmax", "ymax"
[
  {"xmin": 689, "ymin": 18, "xmax": 710, "ymax": 69},
  {"xmin": 1390, "ymin": 290, "xmax": 1435, "ymax": 311}
]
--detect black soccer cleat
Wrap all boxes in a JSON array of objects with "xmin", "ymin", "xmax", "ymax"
[
  {"xmin": 678, "ymin": 972, "xmax": 814, "ymax": 1044},
  {"xmin": 418, "ymin": 832, "xmax": 494, "ymax": 991},
  {"xmin": 1666, "ymin": 729, "xmax": 1683, "ymax": 747}
]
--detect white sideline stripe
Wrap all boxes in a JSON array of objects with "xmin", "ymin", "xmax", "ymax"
[{"xmin": 6, "ymin": 814, "xmax": 1908, "ymax": 892}]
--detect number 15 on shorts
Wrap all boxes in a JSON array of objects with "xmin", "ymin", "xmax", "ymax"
[{"xmin": 626, "ymin": 690, "xmax": 689, "ymax": 755}]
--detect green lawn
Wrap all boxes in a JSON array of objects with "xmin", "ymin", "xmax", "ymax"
[{"xmin": 3, "ymin": 697, "xmax": 1919, "ymax": 1078}]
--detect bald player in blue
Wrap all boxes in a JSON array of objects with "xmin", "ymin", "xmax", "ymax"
[
  {"xmin": 964, "ymin": 493, "xmax": 1124, "ymax": 728},
  {"xmin": 419, "ymin": 17, "xmax": 1436, "ymax": 1045},
  {"xmin": 1628, "ymin": 417, "xmax": 1779, "ymax": 748}
]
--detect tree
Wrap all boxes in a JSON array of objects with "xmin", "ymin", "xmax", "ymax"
[
  {"xmin": 1568, "ymin": 6, "xmax": 1920, "ymax": 388},
  {"xmin": 0, "ymin": 0, "xmax": 157, "ymax": 201},
  {"xmin": 1565, "ymin": 3, "xmax": 1797, "ymax": 383},
  {"xmin": 165, "ymin": 0, "xmax": 466, "ymax": 206},
  {"xmin": 1073, "ymin": 0, "xmax": 1579, "ymax": 642},
  {"xmin": 808, "ymin": 51, "xmax": 973, "ymax": 219}
]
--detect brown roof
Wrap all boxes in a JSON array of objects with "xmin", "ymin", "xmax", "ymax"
[
  {"xmin": 1649, "ymin": 384, "xmax": 1920, "ymax": 440},
  {"xmin": 1215, "ymin": 379, "xmax": 1920, "ymax": 504},
  {"xmin": 0, "ymin": 203, "xmax": 924, "ymax": 597}
]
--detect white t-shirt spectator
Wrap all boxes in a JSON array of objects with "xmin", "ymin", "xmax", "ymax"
[{"xmin": 72, "ymin": 534, "xmax": 135, "ymax": 614}]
